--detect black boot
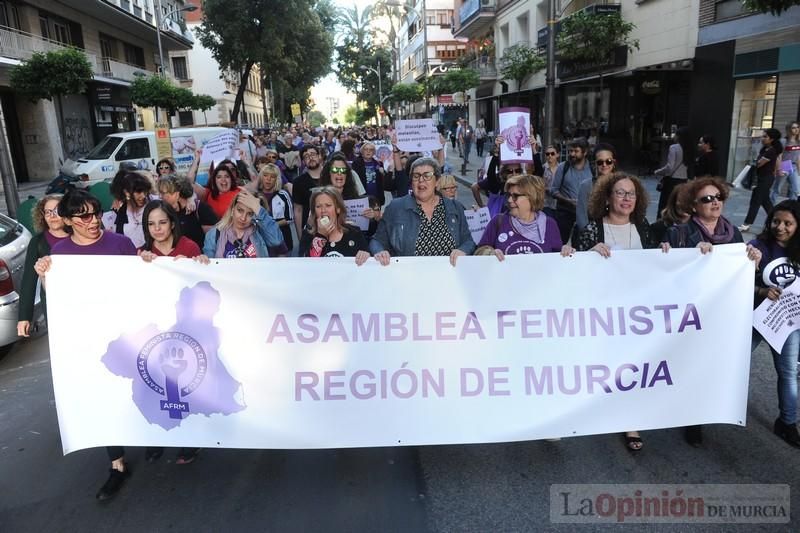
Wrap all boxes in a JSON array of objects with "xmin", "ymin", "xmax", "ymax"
[
  {"xmin": 684, "ymin": 425, "xmax": 703, "ymax": 447},
  {"xmin": 773, "ymin": 418, "xmax": 800, "ymax": 448}
]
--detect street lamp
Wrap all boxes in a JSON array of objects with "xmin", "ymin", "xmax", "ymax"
[
  {"xmin": 386, "ymin": 0, "xmax": 429, "ymax": 118},
  {"xmin": 360, "ymin": 60, "xmax": 383, "ymax": 124},
  {"xmin": 155, "ymin": 1, "xmax": 197, "ymax": 77}
]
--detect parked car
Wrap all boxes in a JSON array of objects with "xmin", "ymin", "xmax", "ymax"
[{"xmin": 0, "ymin": 212, "xmax": 39, "ymax": 357}]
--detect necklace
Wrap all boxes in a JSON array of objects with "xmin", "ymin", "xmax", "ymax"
[{"xmin": 603, "ymin": 218, "xmax": 632, "ymax": 249}]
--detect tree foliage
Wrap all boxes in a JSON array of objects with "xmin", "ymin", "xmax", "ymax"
[
  {"xmin": 390, "ymin": 82, "xmax": 424, "ymax": 103},
  {"xmin": 307, "ymin": 109, "xmax": 327, "ymax": 127},
  {"xmin": 743, "ymin": 0, "xmax": 800, "ymax": 14},
  {"xmin": 500, "ymin": 43, "xmax": 546, "ymax": 89},
  {"xmin": 130, "ymin": 75, "xmax": 215, "ymax": 115},
  {"xmin": 10, "ymin": 48, "xmax": 94, "ymax": 102},
  {"xmin": 197, "ymin": 0, "xmax": 332, "ymax": 123},
  {"xmin": 442, "ymin": 68, "xmax": 481, "ymax": 95},
  {"xmin": 556, "ymin": 12, "xmax": 639, "ymax": 64}
]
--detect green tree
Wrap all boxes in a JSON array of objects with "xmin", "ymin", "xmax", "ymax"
[
  {"xmin": 130, "ymin": 76, "xmax": 215, "ymax": 119},
  {"xmin": 307, "ymin": 110, "xmax": 327, "ymax": 127},
  {"xmin": 743, "ymin": 0, "xmax": 800, "ymax": 14},
  {"xmin": 390, "ymin": 82, "xmax": 423, "ymax": 103},
  {"xmin": 500, "ymin": 43, "xmax": 546, "ymax": 102},
  {"xmin": 442, "ymin": 68, "xmax": 481, "ymax": 97},
  {"xmin": 197, "ymin": 0, "xmax": 332, "ymax": 124}
]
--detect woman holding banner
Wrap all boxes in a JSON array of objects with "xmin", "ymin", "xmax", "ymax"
[
  {"xmin": 476, "ymin": 175, "xmax": 562, "ymax": 259},
  {"xmin": 370, "ymin": 157, "xmax": 475, "ymax": 266},
  {"xmin": 299, "ymin": 186, "xmax": 370, "ymax": 264},
  {"xmin": 571, "ymin": 173, "xmax": 654, "ymax": 452},
  {"xmin": 665, "ymin": 176, "xmax": 762, "ymax": 446},
  {"xmin": 749, "ymin": 200, "xmax": 800, "ymax": 447}
]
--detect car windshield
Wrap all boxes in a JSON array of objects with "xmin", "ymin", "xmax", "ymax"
[
  {"xmin": 84, "ymin": 136, "xmax": 122, "ymax": 160},
  {"xmin": 0, "ymin": 214, "xmax": 21, "ymax": 247}
]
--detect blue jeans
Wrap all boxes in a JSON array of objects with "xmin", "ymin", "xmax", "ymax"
[
  {"xmin": 754, "ymin": 329, "xmax": 799, "ymax": 424},
  {"xmin": 462, "ymin": 140, "xmax": 472, "ymax": 164},
  {"xmin": 769, "ymin": 165, "xmax": 800, "ymax": 204}
]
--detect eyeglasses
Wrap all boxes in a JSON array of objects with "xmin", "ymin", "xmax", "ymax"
[
  {"xmin": 502, "ymin": 167, "xmax": 524, "ymax": 175},
  {"xmin": 411, "ymin": 171, "xmax": 436, "ymax": 182},
  {"xmin": 71, "ymin": 211, "xmax": 100, "ymax": 223},
  {"xmin": 505, "ymin": 192, "xmax": 526, "ymax": 202},
  {"xmin": 697, "ymin": 194, "xmax": 723, "ymax": 204},
  {"xmin": 596, "ymin": 159, "xmax": 615, "ymax": 167},
  {"xmin": 44, "ymin": 208, "xmax": 60, "ymax": 217},
  {"xmin": 613, "ymin": 190, "xmax": 636, "ymax": 199},
  {"xmin": 330, "ymin": 167, "xmax": 348, "ymax": 174},
  {"xmin": 157, "ymin": 165, "xmax": 171, "ymax": 170},
  {"xmin": 545, "ymin": 151, "xmax": 557, "ymax": 156}
]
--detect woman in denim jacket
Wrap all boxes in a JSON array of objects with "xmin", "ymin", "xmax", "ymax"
[
  {"xmin": 203, "ymin": 190, "xmax": 284, "ymax": 258},
  {"xmin": 370, "ymin": 157, "xmax": 476, "ymax": 266}
]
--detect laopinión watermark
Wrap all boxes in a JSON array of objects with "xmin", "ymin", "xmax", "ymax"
[{"xmin": 550, "ymin": 484, "xmax": 789, "ymax": 524}]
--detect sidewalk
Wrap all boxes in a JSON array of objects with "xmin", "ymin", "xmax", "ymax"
[{"xmin": 444, "ymin": 147, "xmax": 770, "ymax": 238}]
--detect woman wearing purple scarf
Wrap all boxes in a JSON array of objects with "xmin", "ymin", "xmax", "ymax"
[
  {"xmin": 476, "ymin": 175, "xmax": 562, "ymax": 258},
  {"xmin": 665, "ymin": 176, "xmax": 762, "ymax": 447}
]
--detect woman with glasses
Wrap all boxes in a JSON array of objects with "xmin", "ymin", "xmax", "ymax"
[
  {"xmin": 740, "ymin": 129, "xmax": 784, "ymax": 232},
  {"xmin": 320, "ymin": 153, "xmax": 361, "ymax": 200},
  {"xmin": 665, "ymin": 176, "xmax": 761, "ymax": 446},
  {"xmin": 33, "ymin": 189, "xmax": 141, "ymax": 501},
  {"xmin": 299, "ymin": 186, "xmax": 370, "ymax": 264},
  {"xmin": 203, "ymin": 189, "xmax": 283, "ymax": 259},
  {"xmin": 575, "ymin": 143, "xmax": 617, "ymax": 236},
  {"xmin": 155, "ymin": 158, "xmax": 177, "ymax": 179},
  {"xmin": 17, "ymin": 194, "xmax": 67, "ymax": 338},
  {"xmin": 476, "ymin": 175, "xmax": 562, "ymax": 259},
  {"xmin": 470, "ymin": 135, "xmax": 534, "ymax": 209},
  {"xmin": 570, "ymin": 173, "xmax": 655, "ymax": 452},
  {"xmin": 435, "ymin": 174, "xmax": 460, "ymax": 202},
  {"xmin": 370, "ymin": 157, "xmax": 475, "ymax": 266}
]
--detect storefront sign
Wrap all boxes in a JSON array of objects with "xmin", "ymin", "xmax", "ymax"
[
  {"xmin": 641, "ymin": 80, "xmax": 662, "ymax": 95},
  {"xmin": 557, "ymin": 46, "xmax": 628, "ymax": 79},
  {"xmin": 155, "ymin": 123, "xmax": 172, "ymax": 161}
]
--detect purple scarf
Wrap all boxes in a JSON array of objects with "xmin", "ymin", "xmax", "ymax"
[
  {"xmin": 511, "ymin": 211, "xmax": 548, "ymax": 244},
  {"xmin": 215, "ymin": 225, "xmax": 255, "ymax": 258},
  {"xmin": 693, "ymin": 215, "xmax": 735, "ymax": 244}
]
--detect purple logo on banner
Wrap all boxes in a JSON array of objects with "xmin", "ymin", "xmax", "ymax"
[{"xmin": 102, "ymin": 281, "xmax": 245, "ymax": 430}]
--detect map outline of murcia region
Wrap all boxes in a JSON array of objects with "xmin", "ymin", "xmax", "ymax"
[{"xmin": 102, "ymin": 281, "xmax": 245, "ymax": 430}]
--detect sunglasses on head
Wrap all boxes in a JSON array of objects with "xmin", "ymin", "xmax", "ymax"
[{"xmin": 696, "ymin": 193, "xmax": 723, "ymax": 204}]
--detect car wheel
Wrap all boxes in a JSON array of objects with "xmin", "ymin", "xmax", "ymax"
[{"xmin": 0, "ymin": 342, "xmax": 15, "ymax": 360}]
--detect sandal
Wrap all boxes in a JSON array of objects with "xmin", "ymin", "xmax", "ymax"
[{"xmin": 625, "ymin": 432, "xmax": 643, "ymax": 452}]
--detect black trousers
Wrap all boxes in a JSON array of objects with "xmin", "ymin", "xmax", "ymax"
[
  {"xmin": 106, "ymin": 446, "xmax": 163, "ymax": 462},
  {"xmin": 554, "ymin": 207, "xmax": 576, "ymax": 245},
  {"xmin": 657, "ymin": 177, "xmax": 687, "ymax": 218},
  {"xmin": 744, "ymin": 174, "xmax": 775, "ymax": 225},
  {"xmin": 476, "ymin": 138, "xmax": 485, "ymax": 158}
]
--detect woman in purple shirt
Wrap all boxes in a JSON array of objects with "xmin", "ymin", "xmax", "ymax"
[
  {"xmin": 34, "ymin": 190, "xmax": 145, "ymax": 501},
  {"xmin": 476, "ymin": 175, "xmax": 562, "ymax": 259}
]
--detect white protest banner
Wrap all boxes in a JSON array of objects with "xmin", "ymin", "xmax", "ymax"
[
  {"xmin": 344, "ymin": 197, "xmax": 370, "ymax": 231},
  {"xmin": 46, "ymin": 245, "xmax": 753, "ymax": 454},
  {"xmin": 499, "ymin": 107, "xmax": 533, "ymax": 164},
  {"xmin": 199, "ymin": 129, "xmax": 238, "ymax": 168},
  {"xmin": 465, "ymin": 207, "xmax": 491, "ymax": 244},
  {"xmin": 753, "ymin": 281, "xmax": 800, "ymax": 351},
  {"xmin": 395, "ymin": 119, "xmax": 441, "ymax": 152}
]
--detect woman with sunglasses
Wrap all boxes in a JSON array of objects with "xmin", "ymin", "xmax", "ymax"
[
  {"xmin": 155, "ymin": 158, "xmax": 177, "ymax": 179},
  {"xmin": 665, "ymin": 176, "xmax": 762, "ymax": 446},
  {"xmin": 476, "ymin": 175, "xmax": 562, "ymax": 259},
  {"xmin": 299, "ymin": 186, "xmax": 370, "ymax": 264},
  {"xmin": 749, "ymin": 200, "xmax": 800, "ymax": 448},
  {"xmin": 470, "ymin": 135, "xmax": 535, "ymax": 209},
  {"xmin": 17, "ymin": 194, "xmax": 67, "ymax": 338},
  {"xmin": 542, "ymin": 145, "xmax": 560, "ymax": 210},
  {"xmin": 320, "ymin": 153, "xmax": 361, "ymax": 200},
  {"xmin": 570, "ymin": 173, "xmax": 654, "ymax": 452},
  {"xmin": 371, "ymin": 157, "xmax": 475, "ymax": 266},
  {"xmin": 203, "ymin": 189, "xmax": 283, "ymax": 259},
  {"xmin": 740, "ymin": 129, "xmax": 784, "ymax": 233},
  {"xmin": 33, "ymin": 189, "xmax": 141, "ymax": 501},
  {"xmin": 575, "ymin": 143, "xmax": 617, "ymax": 237}
]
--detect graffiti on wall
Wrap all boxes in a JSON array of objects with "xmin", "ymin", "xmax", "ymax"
[{"xmin": 63, "ymin": 117, "xmax": 92, "ymax": 160}]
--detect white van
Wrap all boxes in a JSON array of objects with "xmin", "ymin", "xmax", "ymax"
[{"xmin": 61, "ymin": 126, "xmax": 229, "ymax": 186}]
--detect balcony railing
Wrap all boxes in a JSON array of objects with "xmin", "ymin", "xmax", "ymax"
[
  {"xmin": 0, "ymin": 25, "xmax": 98, "ymax": 67},
  {"xmin": 469, "ymin": 57, "xmax": 497, "ymax": 79},
  {"xmin": 101, "ymin": 57, "xmax": 149, "ymax": 81}
]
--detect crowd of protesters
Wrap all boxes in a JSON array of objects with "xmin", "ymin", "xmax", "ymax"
[{"xmin": 18, "ymin": 117, "xmax": 800, "ymax": 502}]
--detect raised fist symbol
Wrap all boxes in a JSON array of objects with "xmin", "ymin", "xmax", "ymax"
[
  {"xmin": 773, "ymin": 264, "xmax": 796, "ymax": 288},
  {"xmin": 160, "ymin": 346, "xmax": 188, "ymax": 381}
]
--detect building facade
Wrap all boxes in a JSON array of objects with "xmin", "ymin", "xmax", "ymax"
[
  {"xmin": 0, "ymin": 0, "xmax": 193, "ymax": 182},
  {"xmin": 169, "ymin": 0, "xmax": 268, "ymax": 129}
]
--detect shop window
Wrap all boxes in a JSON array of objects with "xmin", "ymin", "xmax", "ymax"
[
  {"xmin": 115, "ymin": 138, "xmax": 151, "ymax": 161},
  {"xmin": 563, "ymin": 86, "xmax": 610, "ymax": 138},
  {"xmin": 730, "ymin": 75, "xmax": 777, "ymax": 176}
]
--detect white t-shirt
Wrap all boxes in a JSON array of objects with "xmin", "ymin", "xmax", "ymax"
[{"xmin": 603, "ymin": 221, "xmax": 643, "ymax": 250}]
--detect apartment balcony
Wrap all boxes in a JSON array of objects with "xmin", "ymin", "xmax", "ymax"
[
  {"xmin": 468, "ymin": 57, "xmax": 497, "ymax": 80},
  {"xmin": 0, "ymin": 25, "xmax": 98, "ymax": 67},
  {"xmin": 452, "ymin": 0, "xmax": 496, "ymax": 40},
  {"xmin": 100, "ymin": 57, "xmax": 152, "ymax": 82}
]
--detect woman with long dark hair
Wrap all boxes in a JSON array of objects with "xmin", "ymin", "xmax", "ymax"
[
  {"xmin": 138, "ymin": 200, "xmax": 202, "ymax": 260},
  {"xmin": 740, "ymin": 128, "xmax": 784, "ymax": 232},
  {"xmin": 749, "ymin": 200, "xmax": 800, "ymax": 447},
  {"xmin": 656, "ymin": 127, "xmax": 693, "ymax": 215},
  {"xmin": 771, "ymin": 121, "xmax": 800, "ymax": 204}
]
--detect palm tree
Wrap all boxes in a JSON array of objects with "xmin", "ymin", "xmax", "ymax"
[{"xmin": 336, "ymin": 3, "xmax": 373, "ymax": 49}]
